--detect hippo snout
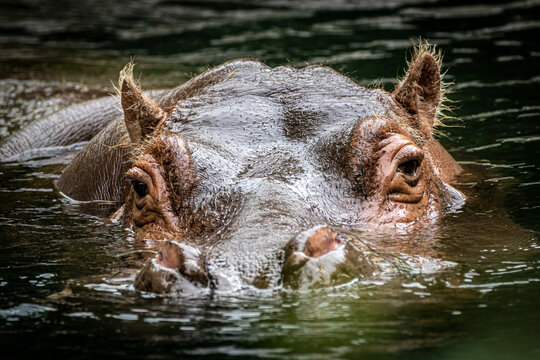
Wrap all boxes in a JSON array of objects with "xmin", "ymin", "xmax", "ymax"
[{"xmin": 135, "ymin": 226, "xmax": 372, "ymax": 294}]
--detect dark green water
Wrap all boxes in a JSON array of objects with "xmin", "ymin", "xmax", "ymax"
[{"xmin": 1, "ymin": 0, "xmax": 539, "ymax": 359}]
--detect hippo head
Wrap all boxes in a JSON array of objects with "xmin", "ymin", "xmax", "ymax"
[{"xmin": 106, "ymin": 45, "xmax": 463, "ymax": 293}]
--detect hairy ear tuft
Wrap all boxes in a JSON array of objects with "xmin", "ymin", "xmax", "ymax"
[
  {"xmin": 118, "ymin": 63, "xmax": 167, "ymax": 144},
  {"xmin": 393, "ymin": 41, "xmax": 446, "ymax": 138}
]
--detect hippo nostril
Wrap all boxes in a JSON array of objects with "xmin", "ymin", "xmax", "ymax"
[
  {"xmin": 135, "ymin": 241, "xmax": 208, "ymax": 293},
  {"xmin": 303, "ymin": 226, "xmax": 341, "ymax": 258},
  {"xmin": 284, "ymin": 225, "xmax": 343, "ymax": 259},
  {"xmin": 282, "ymin": 225, "xmax": 347, "ymax": 290}
]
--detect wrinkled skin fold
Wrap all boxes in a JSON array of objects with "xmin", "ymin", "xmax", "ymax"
[{"xmin": 6, "ymin": 43, "xmax": 466, "ymax": 294}]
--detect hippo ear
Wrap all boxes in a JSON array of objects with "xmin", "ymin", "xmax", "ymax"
[
  {"xmin": 393, "ymin": 52, "xmax": 441, "ymax": 137},
  {"xmin": 121, "ymin": 72, "xmax": 167, "ymax": 144}
]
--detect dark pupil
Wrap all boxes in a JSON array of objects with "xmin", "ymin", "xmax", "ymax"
[
  {"xmin": 399, "ymin": 160, "xmax": 418, "ymax": 175},
  {"xmin": 132, "ymin": 181, "xmax": 148, "ymax": 197}
]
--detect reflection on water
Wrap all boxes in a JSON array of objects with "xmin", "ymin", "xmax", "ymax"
[{"xmin": 1, "ymin": 0, "xmax": 539, "ymax": 359}]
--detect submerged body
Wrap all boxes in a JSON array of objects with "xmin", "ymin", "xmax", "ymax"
[{"xmin": 1, "ymin": 45, "xmax": 465, "ymax": 293}]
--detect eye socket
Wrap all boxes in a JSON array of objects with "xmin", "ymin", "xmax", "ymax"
[
  {"xmin": 388, "ymin": 143, "xmax": 425, "ymax": 204},
  {"xmin": 397, "ymin": 159, "xmax": 420, "ymax": 176},
  {"xmin": 130, "ymin": 180, "xmax": 148, "ymax": 197}
]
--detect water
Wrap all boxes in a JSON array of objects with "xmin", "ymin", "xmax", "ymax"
[{"xmin": 1, "ymin": 0, "xmax": 539, "ymax": 358}]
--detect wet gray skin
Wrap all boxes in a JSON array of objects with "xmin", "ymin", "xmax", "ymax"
[{"xmin": 1, "ymin": 44, "xmax": 465, "ymax": 294}]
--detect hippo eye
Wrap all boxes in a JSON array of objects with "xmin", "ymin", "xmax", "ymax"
[
  {"xmin": 394, "ymin": 143, "xmax": 424, "ymax": 182},
  {"xmin": 387, "ymin": 142, "xmax": 426, "ymax": 204},
  {"xmin": 397, "ymin": 159, "xmax": 420, "ymax": 176},
  {"xmin": 131, "ymin": 180, "xmax": 148, "ymax": 197}
]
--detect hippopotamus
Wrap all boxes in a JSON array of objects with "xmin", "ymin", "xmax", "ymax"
[{"xmin": 0, "ymin": 44, "xmax": 465, "ymax": 293}]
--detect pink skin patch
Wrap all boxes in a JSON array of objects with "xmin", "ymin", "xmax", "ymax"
[
  {"xmin": 155, "ymin": 241, "xmax": 183, "ymax": 269},
  {"xmin": 303, "ymin": 227, "xmax": 341, "ymax": 258}
]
